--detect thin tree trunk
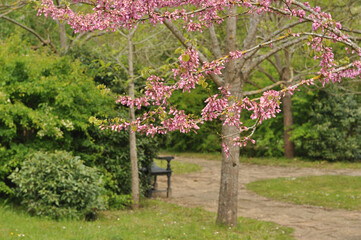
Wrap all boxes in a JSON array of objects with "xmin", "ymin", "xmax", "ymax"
[
  {"xmin": 282, "ymin": 67, "xmax": 295, "ymax": 158},
  {"xmin": 216, "ymin": 5, "xmax": 241, "ymax": 226},
  {"xmin": 127, "ymin": 32, "xmax": 140, "ymax": 208},
  {"xmin": 55, "ymin": 0, "xmax": 67, "ymax": 52},
  {"xmin": 58, "ymin": 21, "xmax": 67, "ymax": 51}
]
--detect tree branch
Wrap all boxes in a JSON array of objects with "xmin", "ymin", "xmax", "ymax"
[
  {"xmin": 0, "ymin": 16, "xmax": 57, "ymax": 53},
  {"xmin": 163, "ymin": 19, "xmax": 224, "ymax": 87},
  {"xmin": 0, "ymin": 0, "xmax": 27, "ymax": 18},
  {"xmin": 209, "ymin": 25, "xmax": 222, "ymax": 59},
  {"xmin": 257, "ymin": 66, "xmax": 277, "ymax": 83},
  {"xmin": 248, "ymin": 36, "xmax": 307, "ymax": 70},
  {"xmin": 272, "ymin": 1, "xmax": 360, "ymax": 51},
  {"xmin": 243, "ymin": 81, "xmax": 285, "ymax": 96},
  {"xmin": 245, "ymin": 79, "xmax": 262, "ymax": 89}
]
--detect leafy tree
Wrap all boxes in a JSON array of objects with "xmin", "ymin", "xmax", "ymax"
[
  {"xmin": 0, "ymin": 36, "xmax": 157, "ymax": 199},
  {"xmin": 0, "ymin": 35, "xmax": 107, "ymax": 195}
]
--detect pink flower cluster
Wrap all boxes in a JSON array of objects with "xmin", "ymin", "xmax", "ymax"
[
  {"xmin": 39, "ymin": 0, "xmax": 361, "ymax": 154},
  {"xmin": 173, "ymin": 48, "xmax": 201, "ymax": 92},
  {"xmin": 249, "ymin": 90, "xmax": 281, "ymax": 124}
]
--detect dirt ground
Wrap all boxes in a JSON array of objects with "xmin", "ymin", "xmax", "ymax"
[{"xmin": 156, "ymin": 157, "xmax": 361, "ymax": 240}]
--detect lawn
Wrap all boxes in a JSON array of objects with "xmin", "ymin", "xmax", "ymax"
[
  {"xmin": 154, "ymin": 159, "xmax": 202, "ymax": 175},
  {"xmin": 0, "ymin": 200, "xmax": 294, "ymax": 240},
  {"xmin": 247, "ymin": 175, "xmax": 361, "ymax": 210},
  {"xmin": 161, "ymin": 151, "xmax": 361, "ymax": 170}
]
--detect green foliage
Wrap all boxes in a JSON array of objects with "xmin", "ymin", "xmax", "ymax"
[
  {"xmin": 241, "ymin": 113, "xmax": 284, "ymax": 158},
  {"xmin": 0, "ymin": 36, "xmax": 158, "ymax": 199},
  {"xmin": 10, "ymin": 151, "xmax": 105, "ymax": 220},
  {"xmin": 292, "ymin": 88, "xmax": 361, "ymax": 161},
  {"xmin": 88, "ymin": 128, "xmax": 157, "ymax": 196},
  {"xmin": 239, "ymin": 85, "xmax": 361, "ymax": 161},
  {"xmin": 161, "ymin": 83, "xmax": 222, "ymax": 153},
  {"xmin": 0, "ymin": 35, "xmax": 112, "ymax": 196},
  {"xmin": 108, "ymin": 193, "xmax": 133, "ymax": 210}
]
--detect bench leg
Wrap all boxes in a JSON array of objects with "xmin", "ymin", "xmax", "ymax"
[
  {"xmin": 167, "ymin": 174, "xmax": 172, "ymax": 198},
  {"xmin": 153, "ymin": 176, "xmax": 158, "ymax": 190}
]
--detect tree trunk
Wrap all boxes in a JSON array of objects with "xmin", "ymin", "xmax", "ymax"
[
  {"xmin": 216, "ymin": 5, "xmax": 241, "ymax": 226},
  {"xmin": 55, "ymin": 0, "xmax": 67, "ymax": 52},
  {"xmin": 127, "ymin": 32, "xmax": 140, "ymax": 208},
  {"xmin": 282, "ymin": 67, "xmax": 295, "ymax": 158},
  {"xmin": 217, "ymin": 124, "xmax": 240, "ymax": 226},
  {"xmin": 58, "ymin": 21, "xmax": 67, "ymax": 51}
]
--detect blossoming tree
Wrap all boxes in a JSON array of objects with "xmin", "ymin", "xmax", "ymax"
[{"xmin": 39, "ymin": 0, "xmax": 361, "ymax": 225}]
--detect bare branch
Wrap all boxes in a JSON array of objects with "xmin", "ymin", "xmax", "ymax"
[
  {"xmin": 272, "ymin": 1, "xmax": 360, "ymax": 51},
  {"xmin": 209, "ymin": 25, "xmax": 222, "ymax": 59},
  {"xmin": 134, "ymin": 27, "xmax": 166, "ymax": 45},
  {"xmin": 243, "ymin": 80, "xmax": 285, "ymax": 96},
  {"xmin": 266, "ymin": 57, "xmax": 281, "ymax": 73},
  {"xmin": 257, "ymin": 66, "xmax": 277, "ymax": 83},
  {"xmin": 0, "ymin": 16, "xmax": 57, "ymax": 53},
  {"xmin": 163, "ymin": 19, "xmax": 225, "ymax": 87},
  {"xmin": 242, "ymin": 14, "xmax": 262, "ymax": 50},
  {"xmin": 0, "ymin": 0, "xmax": 27, "ymax": 18},
  {"xmin": 248, "ymin": 36, "xmax": 308, "ymax": 70},
  {"xmin": 342, "ymin": 28, "xmax": 361, "ymax": 35},
  {"xmin": 83, "ymin": 31, "xmax": 107, "ymax": 42},
  {"xmin": 245, "ymin": 79, "xmax": 262, "ymax": 89}
]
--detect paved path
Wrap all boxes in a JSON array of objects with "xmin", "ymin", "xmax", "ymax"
[{"xmin": 160, "ymin": 157, "xmax": 361, "ymax": 240}]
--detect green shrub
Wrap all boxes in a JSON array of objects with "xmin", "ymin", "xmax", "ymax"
[
  {"xmin": 292, "ymin": 89, "xmax": 361, "ymax": 161},
  {"xmin": 10, "ymin": 151, "xmax": 105, "ymax": 220},
  {"xmin": 108, "ymin": 193, "xmax": 133, "ymax": 210},
  {"xmin": 0, "ymin": 36, "xmax": 158, "ymax": 198}
]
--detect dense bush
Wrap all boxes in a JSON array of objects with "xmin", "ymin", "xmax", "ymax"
[
  {"xmin": 88, "ymin": 127, "xmax": 157, "ymax": 196},
  {"xmin": 0, "ymin": 36, "xmax": 111, "ymax": 196},
  {"xmin": 0, "ymin": 36, "xmax": 158, "ymax": 199},
  {"xmin": 10, "ymin": 151, "xmax": 105, "ymax": 219},
  {"xmin": 292, "ymin": 88, "xmax": 361, "ymax": 161}
]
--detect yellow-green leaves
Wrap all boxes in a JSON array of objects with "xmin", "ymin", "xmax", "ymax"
[{"xmin": 182, "ymin": 54, "xmax": 190, "ymax": 62}]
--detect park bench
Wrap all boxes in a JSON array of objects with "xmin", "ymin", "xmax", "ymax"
[{"xmin": 144, "ymin": 156, "xmax": 174, "ymax": 198}]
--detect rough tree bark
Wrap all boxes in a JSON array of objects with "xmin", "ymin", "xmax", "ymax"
[
  {"xmin": 282, "ymin": 69, "xmax": 295, "ymax": 158},
  {"xmin": 282, "ymin": 50, "xmax": 295, "ymax": 158},
  {"xmin": 127, "ymin": 31, "xmax": 140, "ymax": 209},
  {"xmin": 216, "ymin": 5, "xmax": 241, "ymax": 226},
  {"xmin": 58, "ymin": 21, "xmax": 67, "ymax": 51},
  {"xmin": 55, "ymin": 0, "xmax": 67, "ymax": 52}
]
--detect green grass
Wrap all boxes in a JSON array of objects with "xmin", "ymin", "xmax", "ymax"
[
  {"xmin": 154, "ymin": 159, "xmax": 202, "ymax": 175},
  {"xmin": 161, "ymin": 151, "xmax": 361, "ymax": 170},
  {"xmin": 247, "ymin": 175, "xmax": 361, "ymax": 210},
  {"xmin": 239, "ymin": 157, "xmax": 361, "ymax": 170},
  {"xmin": 0, "ymin": 200, "xmax": 294, "ymax": 240},
  {"xmin": 160, "ymin": 151, "xmax": 222, "ymax": 161}
]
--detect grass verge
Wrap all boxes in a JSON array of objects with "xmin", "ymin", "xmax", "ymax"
[
  {"xmin": 161, "ymin": 151, "xmax": 361, "ymax": 170},
  {"xmin": 154, "ymin": 159, "xmax": 201, "ymax": 175},
  {"xmin": 247, "ymin": 175, "xmax": 361, "ymax": 210},
  {"xmin": 0, "ymin": 200, "xmax": 294, "ymax": 240},
  {"xmin": 159, "ymin": 151, "xmax": 222, "ymax": 161},
  {"xmin": 239, "ymin": 157, "xmax": 361, "ymax": 170}
]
